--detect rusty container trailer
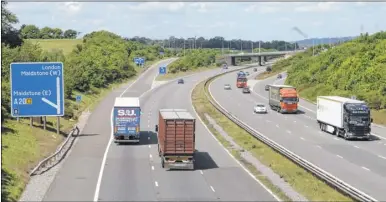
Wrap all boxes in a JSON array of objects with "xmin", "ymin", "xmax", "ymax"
[{"xmin": 155, "ymin": 109, "xmax": 196, "ymax": 170}]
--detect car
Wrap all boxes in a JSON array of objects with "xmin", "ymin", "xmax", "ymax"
[
  {"xmin": 242, "ymin": 86, "xmax": 251, "ymax": 93},
  {"xmin": 265, "ymin": 85, "xmax": 270, "ymax": 91},
  {"xmin": 254, "ymin": 104, "xmax": 267, "ymax": 113},
  {"xmin": 224, "ymin": 84, "xmax": 231, "ymax": 90},
  {"xmin": 253, "ymin": 68, "xmax": 257, "ymax": 72},
  {"xmin": 277, "ymin": 74, "xmax": 282, "ymax": 79},
  {"xmin": 177, "ymin": 79, "xmax": 184, "ymax": 84}
]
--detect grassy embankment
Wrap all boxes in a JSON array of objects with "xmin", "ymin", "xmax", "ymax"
[
  {"xmin": 156, "ymin": 49, "xmax": 220, "ymax": 81},
  {"xmin": 191, "ymin": 74, "xmax": 352, "ymax": 201},
  {"xmin": 26, "ymin": 39, "xmax": 82, "ymax": 55},
  {"xmin": 1, "ymin": 39, "xmax": 161, "ymax": 202},
  {"xmin": 256, "ymin": 32, "xmax": 386, "ymax": 125}
]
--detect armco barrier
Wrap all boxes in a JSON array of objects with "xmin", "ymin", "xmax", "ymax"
[
  {"xmin": 202, "ymin": 67, "xmax": 378, "ymax": 202},
  {"xmin": 29, "ymin": 125, "xmax": 80, "ymax": 176}
]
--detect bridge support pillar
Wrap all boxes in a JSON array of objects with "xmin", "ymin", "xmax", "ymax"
[
  {"xmin": 263, "ymin": 56, "xmax": 267, "ymax": 62},
  {"xmin": 258, "ymin": 56, "xmax": 262, "ymax": 66},
  {"xmin": 231, "ymin": 56, "xmax": 236, "ymax": 66}
]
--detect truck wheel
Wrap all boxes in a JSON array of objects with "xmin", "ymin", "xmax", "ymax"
[
  {"xmin": 343, "ymin": 131, "xmax": 350, "ymax": 140},
  {"xmin": 158, "ymin": 144, "xmax": 161, "ymax": 157},
  {"xmin": 161, "ymin": 158, "xmax": 165, "ymax": 168}
]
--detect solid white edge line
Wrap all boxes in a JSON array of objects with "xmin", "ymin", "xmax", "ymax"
[
  {"xmin": 155, "ymin": 181, "xmax": 159, "ymax": 187},
  {"xmin": 190, "ymin": 71, "xmax": 282, "ymax": 202},
  {"xmin": 210, "ymin": 186, "xmax": 215, "ymax": 192},
  {"xmin": 93, "ymin": 108, "xmax": 114, "ymax": 202}
]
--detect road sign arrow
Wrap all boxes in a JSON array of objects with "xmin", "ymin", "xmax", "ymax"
[{"xmin": 41, "ymin": 77, "xmax": 61, "ymax": 114}]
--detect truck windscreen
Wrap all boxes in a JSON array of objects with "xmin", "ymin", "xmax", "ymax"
[{"xmin": 282, "ymin": 97, "xmax": 297, "ymax": 102}]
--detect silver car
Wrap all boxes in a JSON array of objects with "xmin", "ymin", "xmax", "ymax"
[
  {"xmin": 254, "ymin": 104, "xmax": 267, "ymax": 113},
  {"xmin": 224, "ymin": 84, "xmax": 231, "ymax": 90}
]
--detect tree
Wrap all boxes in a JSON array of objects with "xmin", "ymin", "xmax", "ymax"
[
  {"xmin": 20, "ymin": 24, "xmax": 40, "ymax": 39},
  {"xmin": 63, "ymin": 29, "xmax": 77, "ymax": 39},
  {"xmin": 40, "ymin": 26, "xmax": 54, "ymax": 39},
  {"xmin": 1, "ymin": 1, "xmax": 23, "ymax": 47}
]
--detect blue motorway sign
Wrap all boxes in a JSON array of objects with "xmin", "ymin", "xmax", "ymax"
[
  {"xmin": 159, "ymin": 66, "xmax": 167, "ymax": 74},
  {"xmin": 10, "ymin": 62, "xmax": 65, "ymax": 117},
  {"xmin": 134, "ymin": 57, "xmax": 145, "ymax": 65},
  {"xmin": 159, "ymin": 51, "xmax": 164, "ymax": 55},
  {"xmin": 76, "ymin": 95, "xmax": 82, "ymax": 103}
]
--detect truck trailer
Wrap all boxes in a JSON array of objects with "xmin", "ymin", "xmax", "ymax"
[
  {"xmin": 155, "ymin": 109, "xmax": 196, "ymax": 170},
  {"xmin": 268, "ymin": 84, "xmax": 299, "ymax": 113},
  {"xmin": 316, "ymin": 96, "xmax": 373, "ymax": 140},
  {"xmin": 113, "ymin": 97, "xmax": 141, "ymax": 144}
]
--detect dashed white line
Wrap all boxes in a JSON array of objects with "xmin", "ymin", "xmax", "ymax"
[
  {"xmin": 300, "ymin": 137, "xmax": 305, "ymax": 141},
  {"xmin": 148, "ymin": 145, "xmax": 151, "ymax": 148},
  {"xmin": 151, "ymin": 166, "xmax": 154, "ymax": 170},
  {"xmin": 316, "ymin": 145, "xmax": 322, "ymax": 149},
  {"xmin": 200, "ymin": 170, "xmax": 204, "ymax": 175},
  {"xmin": 148, "ymin": 137, "xmax": 150, "ymax": 140},
  {"xmin": 336, "ymin": 155, "xmax": 343, "ymax": 159},
  {"xmin": 276, "ymin": 124, "xmax": 279, "ymax": 128},
  {"xmin": 210, "ymin": 186, "xmax": 215, "ymax": 192},
  {"xmin": 266, "ymin": 120, "xmax": 271, "ymax": 123},
  {"xmin": 378, "ymin": 155, "xmax": 386, "ymax": 160},
  {"xmin": 354, "ymin": 145, "xmax": 360, "ymax": 149},
  {"xmin": 155, "ymin": 181, "xmax": 159, "ymax": 187},
  {"xmin": 293, "ymin": 121, "xmax": 296, "ymax": 123},
  {"xmin": 149, "ymin": 154, "xmax": 153, "ymax": 158},
  {"xmin": 304, "ymin": 125, "xmax": 309, "ymax": 128},
  {"xmin": 286, "ymin": 130, "xmax": 291, "ymax": 134},
  {"xmin": 361, "ymin": 166, "xmax": 370, "ymax": 171},
  {"xmin": 148, "ymin": 124, "xmax": 150, "ymax": 127}
]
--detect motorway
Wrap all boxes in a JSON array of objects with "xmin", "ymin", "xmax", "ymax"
[
  {"xmin": 42, "ymin": 59, "xmax": 279, "ymax": 201},
  {"xmin": 209, "ymin": 66, "xmax": 386, "ymax": 200}
]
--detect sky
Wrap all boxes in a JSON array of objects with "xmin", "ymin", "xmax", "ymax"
[{"xmin": 7, "ymin": 2, "xmax": 386, "ymax": 41}]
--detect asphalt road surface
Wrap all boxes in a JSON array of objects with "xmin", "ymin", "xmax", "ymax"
[
  {"xmin": 43, "ymin": 62, "xmax": 279, "ymax": 201},
  {"xmin": 43, "ymin": 58, "xmax": 176, "ymax": 201},
  {"xmin": 209, "ymin": 68, "xmax": 386, "ymax": 200},
  {"xmin": 96, "ymin": 64, "xmax": 278, "ymax": 201}
]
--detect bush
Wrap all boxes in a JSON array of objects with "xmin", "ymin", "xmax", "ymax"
[{"xmin": 168, "ymin": 49, "xmax": 219, "ymax": 73}]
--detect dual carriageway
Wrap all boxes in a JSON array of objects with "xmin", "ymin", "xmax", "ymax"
[{"xmin": 37, "ymin": 57, "xmax": 385, "ymax": 201}]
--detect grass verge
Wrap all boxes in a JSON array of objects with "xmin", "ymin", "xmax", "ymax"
[
  {"xmin": 191, "ymin": 78, "xmax": 352, "ymax": 201},
  {"xmin": 156, "ymin": 65, "xmax": 218, "ymax": 81},
  {"xmin": 1, "ymin": 60, "xmax": 159, "ymax": 202},
  {"xmin": 26, "ymin": 39, "xmax": 82, "ymax": 55}
]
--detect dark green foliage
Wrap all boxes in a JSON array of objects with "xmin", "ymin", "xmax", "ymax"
[
  {"xmin": 284, "ymin": 31, "xmax": 386, "ymax": 110},
  {"xmin": 19, "ymin": 24, "xmax": 78, "ymax": 39},
  {"xmin": 168, "ymin": 49, "xmax": 219, "ymax": 73}
]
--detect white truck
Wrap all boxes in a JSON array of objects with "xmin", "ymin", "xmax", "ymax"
[
  {"xmin": 316, "ymin": 96, "xmax": 372, "ymax": 140},
  {"xmin": 113, "ymin": 97, "xmax": 141, "ymax": 144}
]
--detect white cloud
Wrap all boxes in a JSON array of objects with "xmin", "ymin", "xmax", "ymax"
[
  {"xmin": 295, "ymin": 2, "xmax": 340, "ymax": 12},
  {"xmin": 355, "ymin": 2, "xmax": 366, "ymax": 6},
  {"xmin": 58, "ymin": 2, "xmax": 83, "ymax": 14},
  {"xmin": 245, "ymin": 4, "xmax": 281, "ymax": 14},
  {"xmin": 127, "ymin": 2, "xmax": 185, "ymax": 12}
]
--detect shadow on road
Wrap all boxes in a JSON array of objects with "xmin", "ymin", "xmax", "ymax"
[
  {"xmin": 194, "ymin": 150, "xmax": 219, "ymax": 170},
  {"xmin": 78, "ymin": 133, "xmax": 99, "ymax": 137},
  {"xmin": 116, "ymin": 131, "xmax": 158, "ymax": 146}
]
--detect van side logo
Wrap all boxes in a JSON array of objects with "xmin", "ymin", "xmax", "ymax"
[{"xmin": 118, "ymin": 109, "xmax": 137, "ymax": 116}]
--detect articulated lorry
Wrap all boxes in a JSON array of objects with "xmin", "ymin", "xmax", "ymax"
[
  {"xmin": 113, "ymin": 97, "xmax": 141, "ymax": 144},
  {"xmin": 268, "ymin": 84, "xmax": 299, "ymax": 113},
  {"xmin": 155, "ymin": 109, "xmax": 196, "ymax": 170},
  {"xmin": 316, "ymin": 96, "xmax": 372, "ymax": 140}
]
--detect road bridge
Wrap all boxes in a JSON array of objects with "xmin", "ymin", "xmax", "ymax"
[{"xmin": 221, "ymin": 50, "xmax": 304, "ymax": 66}]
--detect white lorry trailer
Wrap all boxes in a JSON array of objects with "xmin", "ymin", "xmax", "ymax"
[
  {"xmin": 316, "ymin": 96, "xmax": 373, "ymax": 140},
  {"xmin": 113, "ymin": 97, "xmax": 141, "ymax": 144}
]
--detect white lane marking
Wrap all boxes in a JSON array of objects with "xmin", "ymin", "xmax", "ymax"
[
  {"xmin": 93, "ymin": 108, "xmax": 114, "ymax": 202},
  {"xmin": 155, "ymin": 181, "xmax": 159, "ymax": 187},
  {"xmin": 286, "ymin": 130, "xmax": 291, "ymax": 134},
  {"xmin": 148, "ymin": 136, "xmax": 150, "ymax": 140},
  {"xmin": 384, "ymin": 143, "xmax": 386, "ymax": 146},
  {"xmin": 149, "ymin": 145, "xmax": 151, "ymax": 148},
  {"xmin": 304, "ymin": 125, "xmax": 309, "ymax": 128},
  {"xmin": 378, "ymin": 155, "xmax": 386, "ymax": 160},
  {"xmin": 336, "ymin": 155, "xmax": 343, "ymax": 159},
  {"xmin": 210, "ymin": 186, "xmax": 216, "ymax": 192},
  {"xmin": 192, "ymin": 75, "xmax": 281, "ymax": 202},
  {"xmin": 200, "ymin": 170, "xmax": 204, "ymax": 175},
  {"xmin": 361, "ymin": 166, "xmax": 370, "ymax": 171},
  {"xmin": 266, "ymin": 120, "xmax": 271, "ymax": 123},
  {"xmin": 316, "ymin": 145, "xmax": 322, "ymax": 149},
  {"xmin": 151, "ymin": 166, "xmax": 155, "ymax": 170},
  {"xmin": 276, "ymin": 124, "xmax": 279, "ymax": 128},
  {"xmin": 149, "ymin": 154, "xmax": 153, "ymax": 158},
  {"xmin": 300, "ymin": 137, "xmax": 305, "ymax": 141},
  {"xmin": 354, "ymin": 145, "xmax": 360, "ymax": 149},
  {"xmin": 148, "ymin": 124, "xmax": 150, "ymax": 127},
  {"xmin": 293, "ymin": 121, "xmax": 296, "ymax": 123}
]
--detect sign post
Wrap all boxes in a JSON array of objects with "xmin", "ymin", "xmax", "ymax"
[
  {"xmin": 159, "ymin": 66, "xmax": 167, "ymax": 75},
  {"xmin": 10, "ymin": 62, "xmax": 65, "ymax": 134}
]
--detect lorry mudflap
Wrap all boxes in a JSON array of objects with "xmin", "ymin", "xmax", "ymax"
[
  {"xmin": 114, "ymin": 135, "xmax": 140, "ymax": 143},
  {"xmin": 161, "ymin": 155, "xmax": 195, "ymax": 170}
]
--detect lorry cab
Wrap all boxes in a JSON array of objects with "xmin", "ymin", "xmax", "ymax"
[
  {"xmin": 268, "ymin": 84, "xmax": 299, "ymax": 113},
  {"xmin": 236, "ymin": 76, "xmax": 248, "ymax": 88}
]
